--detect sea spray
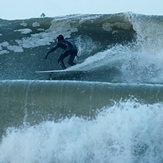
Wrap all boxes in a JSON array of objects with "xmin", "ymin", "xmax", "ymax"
[{"xmin": 0, "ymin": 100, "xmax": 163, "ymax": 163}]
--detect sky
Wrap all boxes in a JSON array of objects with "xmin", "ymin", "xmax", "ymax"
[{"xmin": 1, "ymin": 0, "xmax": 163, "ymax": 20}]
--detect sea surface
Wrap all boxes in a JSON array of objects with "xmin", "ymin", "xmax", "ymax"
[{"xmin": 0, "ymin": 12, "xmax": 163, "ymax": 163}]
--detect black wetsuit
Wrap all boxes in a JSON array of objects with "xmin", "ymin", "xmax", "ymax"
[{"xmin": 45, "ymin": 39, "xmax": 78, "ymax": 69}]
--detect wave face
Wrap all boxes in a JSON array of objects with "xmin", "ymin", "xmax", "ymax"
[
  {"xmin": 1, "ymin": 12, "xmax": 163, "ymax": 82},
  {"xmin": 1, "ymin": 13, "xmax": 163, "ymax": 163}
]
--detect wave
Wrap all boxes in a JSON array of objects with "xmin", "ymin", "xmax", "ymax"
[
  {"xmin": 0, "ymin": 99, "xmax": 163, "ymax": 163},
  {"xmin": 1, "ymin": 13, "xmax": 163, "ymax": 83},
  {"xmin": 1, "ymin": 80, "xmax": 163, "ymax": 135},
  {"xmin": 1, "ymin": 13, "xmax": 163, "ymax": 162}
]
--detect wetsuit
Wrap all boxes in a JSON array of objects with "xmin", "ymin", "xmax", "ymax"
[{"xmin": 45, "ymin": 39, "xmax": 78, "ymax": 69}]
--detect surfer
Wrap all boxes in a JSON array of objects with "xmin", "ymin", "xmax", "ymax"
[{"xmin": 45, "ymin": 35, "xmax": 78, "ymax": 69}]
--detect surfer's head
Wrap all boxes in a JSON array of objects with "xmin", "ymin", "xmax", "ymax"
[{"xmin": 56, "ymin": 35, "xmax": 64, "ymax": 41}]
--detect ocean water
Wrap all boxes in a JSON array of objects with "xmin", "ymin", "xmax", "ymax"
[{"xmin": 0, "ymin": 12, "xmax": 163, "ymax": 163}]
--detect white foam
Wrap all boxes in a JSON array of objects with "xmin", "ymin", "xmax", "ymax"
[
  {"xmin": 15, "ymin": 32, "xmax": 55, "ymax": 48},
  {"xmin": 20, "ymin": 22, "xmax": 27, "ymax": 27},
  {"xmin": 7, "ymin": 45, "xmax": 23, "ymax": 52},
  {"xmin": 32, "ymin": 22, "xmax": 40, "ymax": 27},
  {"xmin": 14, "ymin": 28, "xmax": 32, "ymax": 34},
  {"xmin": 0, "ymin": 100, "xmax": 162, "ymax": 163}
]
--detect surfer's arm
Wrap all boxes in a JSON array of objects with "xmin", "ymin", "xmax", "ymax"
[{"xmin": 45, "ymin": 45, "xmax": 59, "ymax": 59}]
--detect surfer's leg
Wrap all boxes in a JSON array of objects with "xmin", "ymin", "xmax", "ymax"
[
  {"xmin": 58, "ymin": 60, "xmax": 66, "ymax": 69},
  {"xmin": 57, "ymin": 51, "xmax": 69, "ymax": 69},
  {"xmin": 68, "ymin": 49, "xmax": 77, "ymax": 66},
  {"xmin": 57, "ymin": 57, "xmax": 66, "ymax": 69}
]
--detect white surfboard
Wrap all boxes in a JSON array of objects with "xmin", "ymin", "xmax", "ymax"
[{"xmin": 35, "ymin": 69, "xmax": 85, "ymax": 74}]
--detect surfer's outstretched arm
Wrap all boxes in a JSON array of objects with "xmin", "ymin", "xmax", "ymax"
[{"xmin": 45, "ymin": 45, "xmax": 59, "ymax": 59}]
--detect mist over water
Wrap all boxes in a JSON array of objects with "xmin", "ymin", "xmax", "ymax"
[{"xmin": 0, "ymin": 12, "xmax": 163, "ymax": 162}]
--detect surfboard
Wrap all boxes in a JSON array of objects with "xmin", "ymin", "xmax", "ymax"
[{"xmin": 35, "ymin": 69, "xmax": 85, "ymax": 74}]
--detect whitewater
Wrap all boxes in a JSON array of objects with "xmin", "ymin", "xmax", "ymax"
[{"xmin": 0, "ymin": 12, "xmax": 163, "ymax": 163}]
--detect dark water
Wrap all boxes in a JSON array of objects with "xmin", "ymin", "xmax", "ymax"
[{"xmin": 0, "ymin": 13, "xmax": 163, "ymax": 162}]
